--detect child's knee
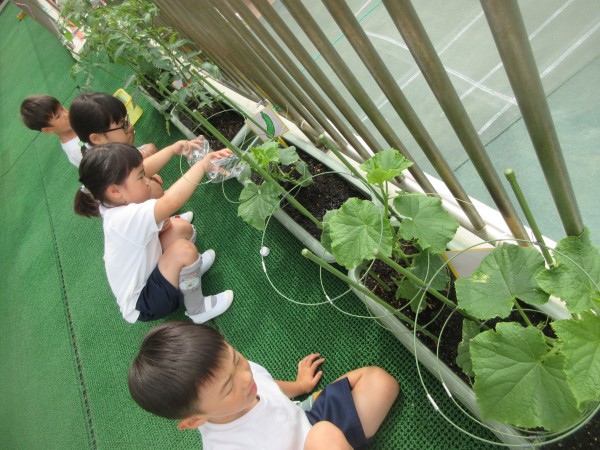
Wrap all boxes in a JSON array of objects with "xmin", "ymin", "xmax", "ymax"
[
  {"xmin": 304, "ymin": 421, "xmax": 351, "ymax": 450},
  {"xmin": 168, "ymin": 239, "xmax": 198, "ymax": 264}
]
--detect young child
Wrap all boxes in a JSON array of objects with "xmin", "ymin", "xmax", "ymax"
[
  {"xmin": 74, "ymin": 142, "xmax": 234, "ymax": 324},
  {"xmin": 69, "ymin": 91, "xmax": 192, "ymax": 220},
  {"xmin": 128, "ymin": 321, "xmax": 400, "ymax": 449},
  {"xmin": 69, "ymin": 92, "xmax": 159, "ymax": 159},
  {"xmin": 20, "ymin": 94, "xmax": 82, "ymax": 166}
]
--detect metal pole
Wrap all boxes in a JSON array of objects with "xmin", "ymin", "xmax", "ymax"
[
  {"xmin": 251, "ymin": 0, "xmax": 383, "ymax": 161},
  {"xmin": 217, "ymin": 0, "xmax": 326, "ymax": 137},
  {"xmin": 322, "ymin": 0, "xmax": 486, "ymax": 231},
  {"xmin": 383, "ymin": 0, "xmax": 530, "ymax": 243},
  {"xmin": 197, "ymin": 0, "xmax": 307, "ymax": 125},
  {"xmin": 226, "ymin": 0, "xmax": 371, "ymax": 155},
  {"xmin": 481, "ymin": 0, "xmax": 584, "ymax": 237},
  {"xmin": 153, "ymin": 0, "xmax": 258, "ymax": 100},
  {"xmin": 281, "ymin": 0, "xmax": 438, "ymax": 196}
]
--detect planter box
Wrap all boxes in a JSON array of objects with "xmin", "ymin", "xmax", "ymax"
[
  {"xmin": 272, "ymin": 133, "xmax": 378, "ymax": 263},
  {"xmin": 347, "ymin": 266, "xmax": 535, "ymax": 447}
]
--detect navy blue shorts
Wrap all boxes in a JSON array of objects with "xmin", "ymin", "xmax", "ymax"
[
  {"xmin": 305, "ymin": 377, "xmax": 368, "ymax": 448},
  {"xmin": 135, "ymin": 266, "xmax": 183, "ymax": 322}
]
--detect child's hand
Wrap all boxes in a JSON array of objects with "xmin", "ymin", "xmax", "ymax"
[
  {"xmin": 201, "ymin": 148, "xmax": 233, "ymax": 162},
  {"xmin": 295, "ymin": 353, "xmax": 325, "ymax": 394},
  {"xmin": 175, "ymin": 140, "xmax": 200, "ymax": 157}
]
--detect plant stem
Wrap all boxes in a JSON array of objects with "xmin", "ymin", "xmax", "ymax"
[
  {"xmin": 358, "ymin": 263, "xmax": 391, "ymax": 292},
  {"xmin": 302, "ymin": 249, "xmax": 439, "ymax": 343},
  {"xmin": 504, "ymin": 169, "xmax": 553, "ymax": 265},
  {"xmin": 512, "ymin": 298, "xmax": 534, "ymax": 328}
]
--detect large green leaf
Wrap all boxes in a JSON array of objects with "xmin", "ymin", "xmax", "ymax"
[
  {"xmin": 320, "ymin": 210, "xmax": 335, "ymax": 254},
  {"xmin": 393, "ymin": 194, "xmax": 459, "ymax": 254},
  {"xmin": 328, "ymin": 198, "xmax": 392, "ymax": 269},
  {"xmin": 552, "ymin": 313, "xmax": 600, "ymax": 407},
  {"xmin": 410, "ymin": 252, "xmax": 450, "ymax": 291},
  {"xmin": 359, "ymin": 149, "xmax": 413, "ymax": 184},
  {"xmin": 456, "ymin": 319, "xmax": 481, "ymax": 378},
  {"xmin": 536, "ymin": 228, "xmax": 600, "ymax": 314},
  {"xmin": 455, "ymin": 244, "xmax": 549, "ymax": 320},
  {"xmin": 471, "ymin": 323, "xmax": 580, "ymax": 431},
  {"xmin": 237, "ymin": 182, "xmax": 280, "ymax": 231}
]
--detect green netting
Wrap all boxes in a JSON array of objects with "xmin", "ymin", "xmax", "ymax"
[{"xmin": 1, "ymin": 3, "xmax": 500, "ymax": 448}]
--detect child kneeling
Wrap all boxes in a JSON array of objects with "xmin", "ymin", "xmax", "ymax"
[
  {"xmin": 74, "ymin": 143, "xmax": 234, "ymax": 324},
  {"xmin": 128, "ymin": 321, "xmax": 400, "ymax": 449}
]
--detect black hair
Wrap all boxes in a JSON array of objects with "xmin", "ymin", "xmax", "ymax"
[
  {"xmin": 69, "ymin": 92, "xmax": 127, "ymax": 144},
  {"xmin": 74, "ymin": 143, "xmax": 143, "ymax": 218},
  {"xmin": 20, "ymin": 95, "xmax": 62, "ymax": 131},
  {"xmin": 128, "ymin": 321, "xmax": 228, "ymax": 420}
]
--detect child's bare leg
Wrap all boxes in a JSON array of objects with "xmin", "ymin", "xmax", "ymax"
[
  {"xmin": 304, "ymin": 421, "xmax": 352, "ymax": 450},
  {"xmin": 159, "ymin": 218, "xmax": 194, "ymax": 250},
  {"xmin": 157, "ymin": 239, "xmax": 198, "ymax": 287},
  {"xmin": 340, "ymin": 367, "xmax": 399, "ymax": 439}
]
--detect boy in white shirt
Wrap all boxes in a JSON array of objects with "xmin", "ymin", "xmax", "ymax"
[
  {"xmin": 20, "ymin": 94, "xmax": 82, "ymax": 166},
  {"xmin": 128, "ymin": 321, "xmax": 400, "ymax": 449}
]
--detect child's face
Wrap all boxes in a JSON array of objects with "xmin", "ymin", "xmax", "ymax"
[
  {"xmin": 96, "ymin": 116, "xmax": 135, "ymax": 146},
  {"xmin": 195, "ymin": 344, "xmax": 258, "ymax": 424},
  {"xmin": 46, "ymin": 106, "xmax": 72, "ymax": 134},
  {"xmin": 117, "ymin": 164, "xmax": 152, "ymax": 205}
]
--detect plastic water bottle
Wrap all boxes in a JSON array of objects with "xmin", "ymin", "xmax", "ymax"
[
  {"xmin": 206, "ymin": 154, "xmax": 244, "ymax": 183},
  {"xmin": 187, "ymin": 135, "xmax": 244, "ymax": 182},
  {"xmin": 186, "ymin": 135, "xmax": 211, "ymax": 166}
]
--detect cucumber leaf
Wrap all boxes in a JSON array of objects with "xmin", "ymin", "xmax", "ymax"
[
  {"xmin": 536, "ymin": 228, "xmax": 600, "ymax": 314},
  {"xmin": 359, "ymin": 149, "xmax": 413, "ymax": 184},
  {"xmin": 237, "ymin": 182, "xmax": 280, "ymax": 231},
  {"xmin": 328, "ymin": 198, "xmax": 392, "ymax": 269},
  {"xmin": 393, "ymin": 194, "xmax": 459, "ymax": 254},
  {"xmin": 456, "ymin": 319, "xmax": 480, "ymax": 378},
  {"xmin": 278, "ymin": 145, "xmax": 299, "ymax": 165},
  {"xmin": 552, "ymin": 312, "xmax": 600, "ymax": 407},
  {"xmin": 320, "ymin": 210, "xmax": 335, "ymax": 254},
  {"xmin": 456, "ymin": 244, "xmax": 549, "ymax": 320},
  {"xmin": 471, "ymin": 323, "xmax": 580, "ymax": 431}
]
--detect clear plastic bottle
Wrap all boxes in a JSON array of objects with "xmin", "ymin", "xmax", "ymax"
[
  {"xmin": 186, "ymin": 135, "xmax": 211, "ymax": 166},
  {"xmin": 187, "ymin": 135, "xmax": 244, "ymax": 183},
  {"xmin": 206, "ymin": 154, "xmax": 244, "ymax": 183}
]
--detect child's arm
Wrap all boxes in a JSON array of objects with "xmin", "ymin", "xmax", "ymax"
[
  {"xmin": 275, "ymin": 353, "xmax": 325, "ymax": 399},
  {"xmin": 143, "ymin": 140, "xmax": 197, "ymax": 176},
  {"xmin": 153, "ymin": 149, "xmax": 232, "ymax": 224}
]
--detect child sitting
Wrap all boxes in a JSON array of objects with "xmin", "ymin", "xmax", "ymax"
[
  {"xmin": 69, "ymin": 92, "xmax": 159, "ymax": 159},
  {"xmin": 128, "ymin": 321, "xmax": 400, "ymax": 449},
  {"xmin": 20, "ymin": 94, "xmax": 81, "ymax": 166},
  {"xmin": 74, "ymin": 143, "xmax": 234, "ymax": 324},
  {"xmin": 69, "ymin": 91, "xmax": 192, "ymax": 219}
]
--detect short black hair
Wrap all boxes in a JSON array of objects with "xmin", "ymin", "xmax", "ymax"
[
  {"xmin": 128, "ymin": 322, "xmax": 228, "ymax": 419},
  {"xmin": 69, "ymin": 92, "xmax": 127, "ymax": 144},
  {"xmin": 20, "ymin": 95, "xmax": 62, "ymax": 130}
]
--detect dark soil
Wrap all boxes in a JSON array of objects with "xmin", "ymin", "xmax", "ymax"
[
  {"xmin": 279, "ymin": 153, "xmax": 369, "ymax": 239},
  {"xmin": 274, "ymin": 151, "xmax": 599, "ymax": 447},
  {"xmin": 177, "ymin": 100, "xmax": 245, "ymax": 149}
]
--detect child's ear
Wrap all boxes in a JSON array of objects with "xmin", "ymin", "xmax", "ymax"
[
  {"xmin": 89, "ymin": 132, "xmax": 106, "ymax": 145},
  {"xmin": 177, "ymin": 414, "xmax": 207, "ymax": 430},
  {"xmin": 40, "ymin": 126, "xmax": 55, "ymax": 135},
  {"xmin": 105, "ymin": 184, "xmax": 123, "ymax": 203}
]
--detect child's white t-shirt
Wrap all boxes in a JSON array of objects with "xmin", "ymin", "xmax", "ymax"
[
  {"xmin": 61, "ymin": 136, "xmax": 82, "ymax": 167},
  {"xmin": 100, "ymin": 199, "xmax": 164, "ymax": 323},
  {"xmin": 198, "ymin": 361, "xmax": 312, "ymax": 450}
]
